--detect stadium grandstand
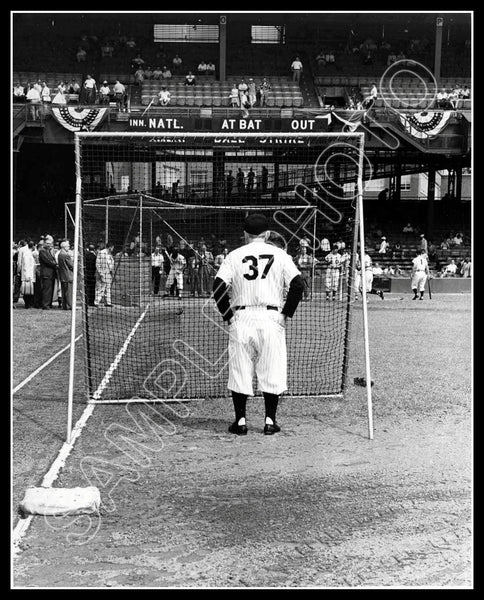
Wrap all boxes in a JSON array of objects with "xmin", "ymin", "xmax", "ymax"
[{"xmin": 13, "ymin": 12, "xmax": 471, "ymax": 287}]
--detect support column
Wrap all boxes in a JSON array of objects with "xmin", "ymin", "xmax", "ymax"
[
  {"xmin": 434, "ymin": 16, "xmax": 444, "ymax": 86},
  {"xmin": 219, "ymin": 15, "xmax": 227, "ymax": 82},
  {"xmin": 455, "ymin": 167, "xmax": 462, "ymax": 202},
  {"xmin": 427, "ymin": 169, "xmax": 436, "ymax": 238},
  {"xmin": 272, "ymin": 160, "xmax": 279, "ymax": 201}
]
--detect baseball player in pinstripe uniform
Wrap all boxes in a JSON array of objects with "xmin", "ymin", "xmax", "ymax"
[
  {"xmin": 213, "ymin": 214, "xmax": 305, "ymax": 435},
  {"xmin": 324, "ymin": 244, "xmax": 343, "ymax": 301},
  {"xmin": 354, "ymin": 252, "xmax": 384, "ymax": 301},
  {"xmin": 163, "ymin": 247, "xmax": 186, "ymax": 300},
  {"xmin": 411, "ymin": 249, "xmax": 430, "ymax": 300}
]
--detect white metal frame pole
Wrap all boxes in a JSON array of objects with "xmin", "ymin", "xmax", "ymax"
[
  {"xmin": 311, "ymin": 207, "xmax": 317, "ymax": 300},
  {"xmin": 356, "ymin": 135, "xmax": 374, "ymax": 440},
  {"xmin": 67, "ymin": 134, "xmax": 83, "ymax": 443},
  {"xmin": 139, "ymin": 194, "xmax": 143, "ymax": 307}
]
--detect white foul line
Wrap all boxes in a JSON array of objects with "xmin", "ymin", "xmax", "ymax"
[
  {"xmin": 12, "ymin": 335, "xmax": 83, "ymax": 395},
  {"xmin": 12, "ymin": 304, "xmax": 150, "ymax": 555}
]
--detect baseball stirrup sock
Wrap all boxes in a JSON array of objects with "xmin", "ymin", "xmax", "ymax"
[
  {"xmin": 232, "ymin": 392, "xmax": 247, "ymax": 425},
  {"xmin": 263, "ymin": 393, "xmax": 279, "ymax": 425}
]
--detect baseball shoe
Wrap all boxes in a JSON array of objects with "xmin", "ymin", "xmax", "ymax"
[
  {"xmin": 419, "ymin": 297, "xmax": 424, "ymax": 301},
  {"xmin": 378, "ymin": 290, "xmax": 384, "ymax": 300},
  {"xmin": 412, "ymin": 295, "xmax": 418, "ymax": 300},
  {"xmin": 228, "ymin": 422, "xmax": 248, "ymax": 435},
  {"xmin": 264, "ymin": 422, "xmax": 281, "ymax": 435}
]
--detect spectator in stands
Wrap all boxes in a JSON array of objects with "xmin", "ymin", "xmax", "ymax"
[
  {"xmin": 372, "ymin": 262, "xmax": 384, "ymax": 276},
  {"xmin": 152, "ymin": 67, "xmax": 163, "ymax": 80},
  {"xmin": 68, "ymin": 79, "xmax": 81, "ymax": 95},
  {"xmin": 229, "ymin": 84, "xmax": 239, "ymax": 107},
  {"xmin": 247, "ymin": 78, "xmax": 257, "ymax": 107},
  {"xmin": 325, "ymin": 51, "xmax": 335, "ymax": 65},
  {"xmin": 144, "ymin": 66, "xmax": 153, "ymax": 80},
  {"xmin": 113, "ymin": 79, "xmax": 126, "ymax": 111},
  {"xmin": 239, "ymin": 90, "xmax": 250, "ymax": 118},
  {"xmin": 13, "ymin": 83, "xmax": 26, "ymax": 103},
  {"xmin": 396, "ymin": 51, "xmax": 406, "ymax": 61},
  {"xmin": 134, "ymin": 67, "xmax": 145, "ymax": 86},
  {"xmin": 441, "ymin": 258, "xmax": 457, "ymax": 277},
  {"xmin": 158, "ymin": 86, "xmax": 171, "ymax": 107},
  {"xmin": 41, "ymin": 82, "xmax": 51, "ymax": 104},
  {"xmin": 402, "ymin": 222, "xmax": 414, "ymax": 234},
  {"xmin": 99, "ymin": 81, "xmax": 111, "ymax": 104},
  {"xmin": 453, "ymin": 232, "xmax": 463, "ymax": 246},
  {"xmin": 420, "ymin": 233, "xmax": 428, "ymax": 255},
  {"xmin": 460, "ymin": 257, "xmax": 472, "ymax": 278},
  {"xmin": 387, "ymin": 52, "xmax": 397, "ymax": 66},
  {"xmin": 52, "ymin": 88, "xmax": 67, "ymax": 105},
  {"xmin": 392, "ymin": 241, "xmax": 403, "ymax": 260},
  {"xmin": 461, "ymin": 85, "xmax": 470, "ymax": 99},
  {"xmin": 437, "ymin": 89, "xmax": 451, "ymax": 109},
  {"xmin": 378, "ymin": 236, "xmax": 389, "ymax": 254},
  {"xmin": 101, "ymin": 40, "xmax": 114, "ymax": 58},
  {"xmin": 173, "ymin": 54, "xmax": 183, "ymax": 72},
  {"xmin": 238, "ymin": 78, "xmax": 248, "ymax": 103},
  {"xmin": 258, "ymin": 78, "xmax": 271, "ymax": 107},
  {"xmin": 320, "ymin": 236, "xmax": 331, "ymax": 253},
  {"xmin": 315, "ymin": 50, "xmax": 326, "ymax": 68},
  {"xmin": 197, "ymin": 60, "xmax": 208, "ymax": 76},
  {"xmin": 83, "ymin": 75, "xmax": 97, "ymax": 104},
  {"xmin": 26, "ymin": 83, "xmax": 41, "ymax": 119},
  {"xmin": 132, "ymin": 53, "xmax": 145, "ymax": 70},
  {"xmin": 126, "ymin": 36, "xmax": 136, "ymax": 49},
  {"xmin": 185, "ymin": 71, "xmax": 196, "ymax": 86},
  {"xmin": 335, "ymin": 237, "xmax": 345, "ymax": 250},
  {"xmin": 76, "ymin": 46, "xmax": 87, "ymax": 63},
  {"xmin": 161, "ymin": 66, "xmax": 172, "ymax": 80},
  {"xmin": 365, "ymin": 83, "xmax": 378, "ymax": 107},
  {"xmin": 206, "ymin": 61, "xmax": 216, "ymax": 76},
  {"xmin": 291, "ymin": 56, "xmax": 303, "ymax": 82}
]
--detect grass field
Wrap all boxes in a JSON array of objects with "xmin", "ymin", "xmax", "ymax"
[{"xmin": 12, "ymin": 293, "xmax": 472, "ymax": 588}]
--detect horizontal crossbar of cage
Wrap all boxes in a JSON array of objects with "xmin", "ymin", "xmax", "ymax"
[
  {"xmin": 75, "ymin": 131, "xmax": 365, "ymax": 139},
  {"xmin": 87, "ymin": 393, "xmax": 344, "ymax": 404}
]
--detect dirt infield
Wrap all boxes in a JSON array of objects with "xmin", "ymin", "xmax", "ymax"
[{"xmin": 12, "ymin": 295, "xmax": 472, "ymax": 588}]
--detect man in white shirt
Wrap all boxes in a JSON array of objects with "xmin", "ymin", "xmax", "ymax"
[
  {"xmin": 442, "ymin": 259, "xmax": 458, "ymax": 278},
  {"xmin": 291, "ymin": 56, "xmax": 303, "ymax": 82},
  {"xmin": 83, "ymin": 75, "xmax": 97, "ymax": 104},
  {"xmin": 158, "ymin": 86, "xmax": 171, "ymax": 106},
  {"xmin": 113, "ymin": 79, "xmax": 126, "ymax": 111},
  {"xmin": 99, "ymin": 81, "xmax": 111, "ymax": 104},
  {"xmin": 213, "ymin": 214, "xmax": 304, "ymax": 435},
  {"xmin": 26, "ymin": 84, "xmax": 41, "ymax": 119},
  {"xmin": 95, "ymin": 242, "xmax": 115, "ymax": 307},
  {"xmin": 151, "ymin": 246, "xmax": 164, "ymax": 295}
]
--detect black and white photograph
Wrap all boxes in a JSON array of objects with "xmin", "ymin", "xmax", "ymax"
[{"xmin": 11, "ymin": 10, "xmax": 472, "ymax": 589}]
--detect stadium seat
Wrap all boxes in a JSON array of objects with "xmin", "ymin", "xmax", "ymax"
[{"xmin": 212, "ymin": 95, "xmax": 221, "ymax": 107}]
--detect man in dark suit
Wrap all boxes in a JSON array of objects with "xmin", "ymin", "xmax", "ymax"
[
  {"xmin": 38, "ymin": 235, "xmax": 58, "ymax": 309},
  {"xmin": 84, "ymin": 244, "xmax": 97, "ymax": 306},
  {"xmin": 57, "ymin": 240, "xmax": 74, "ymax": 310}
]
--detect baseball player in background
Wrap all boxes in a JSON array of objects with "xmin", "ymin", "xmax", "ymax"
[
  {"xmin": 295, "ymin": 240, "xmax": 318, "ymax": 301},
  {"xmin": 163, "ymin": 246, "xmax": 186, "ymax": 300},
  {"xmin": 354, "ymin": 251, "xmax": 384, "ymax": 301},
  {"xmin": 411, "ymin": 248, "xmax": 430, "ymax": 300},
  {"xmin": 213, "ymin": 214, "xmax": 304, "ymax": 435},
  {"xmin": 94, "ymin": 241, "xmax": 115, "ymax": 307},
  {"xmin": 324, "ymin": 243, "xmax": 342, "ymax": 301}
]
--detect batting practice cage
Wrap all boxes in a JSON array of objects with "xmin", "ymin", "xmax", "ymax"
[{"xmin": 66, "ymin": 132, "xmax": 373, "ymax": 438}]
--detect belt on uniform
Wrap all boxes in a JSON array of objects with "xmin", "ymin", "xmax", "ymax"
[{"xmin": 234, "ymin": 305, "xmax": 278, "ymax": 311}]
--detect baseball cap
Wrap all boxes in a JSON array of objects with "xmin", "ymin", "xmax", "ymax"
[
  {"xmin": 244, "ymin": 213, "xmax": 268, "ymax": 235},
  {"xmin": 44, "ymin": 235, "xmax": 54, "ymax": 243}
]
